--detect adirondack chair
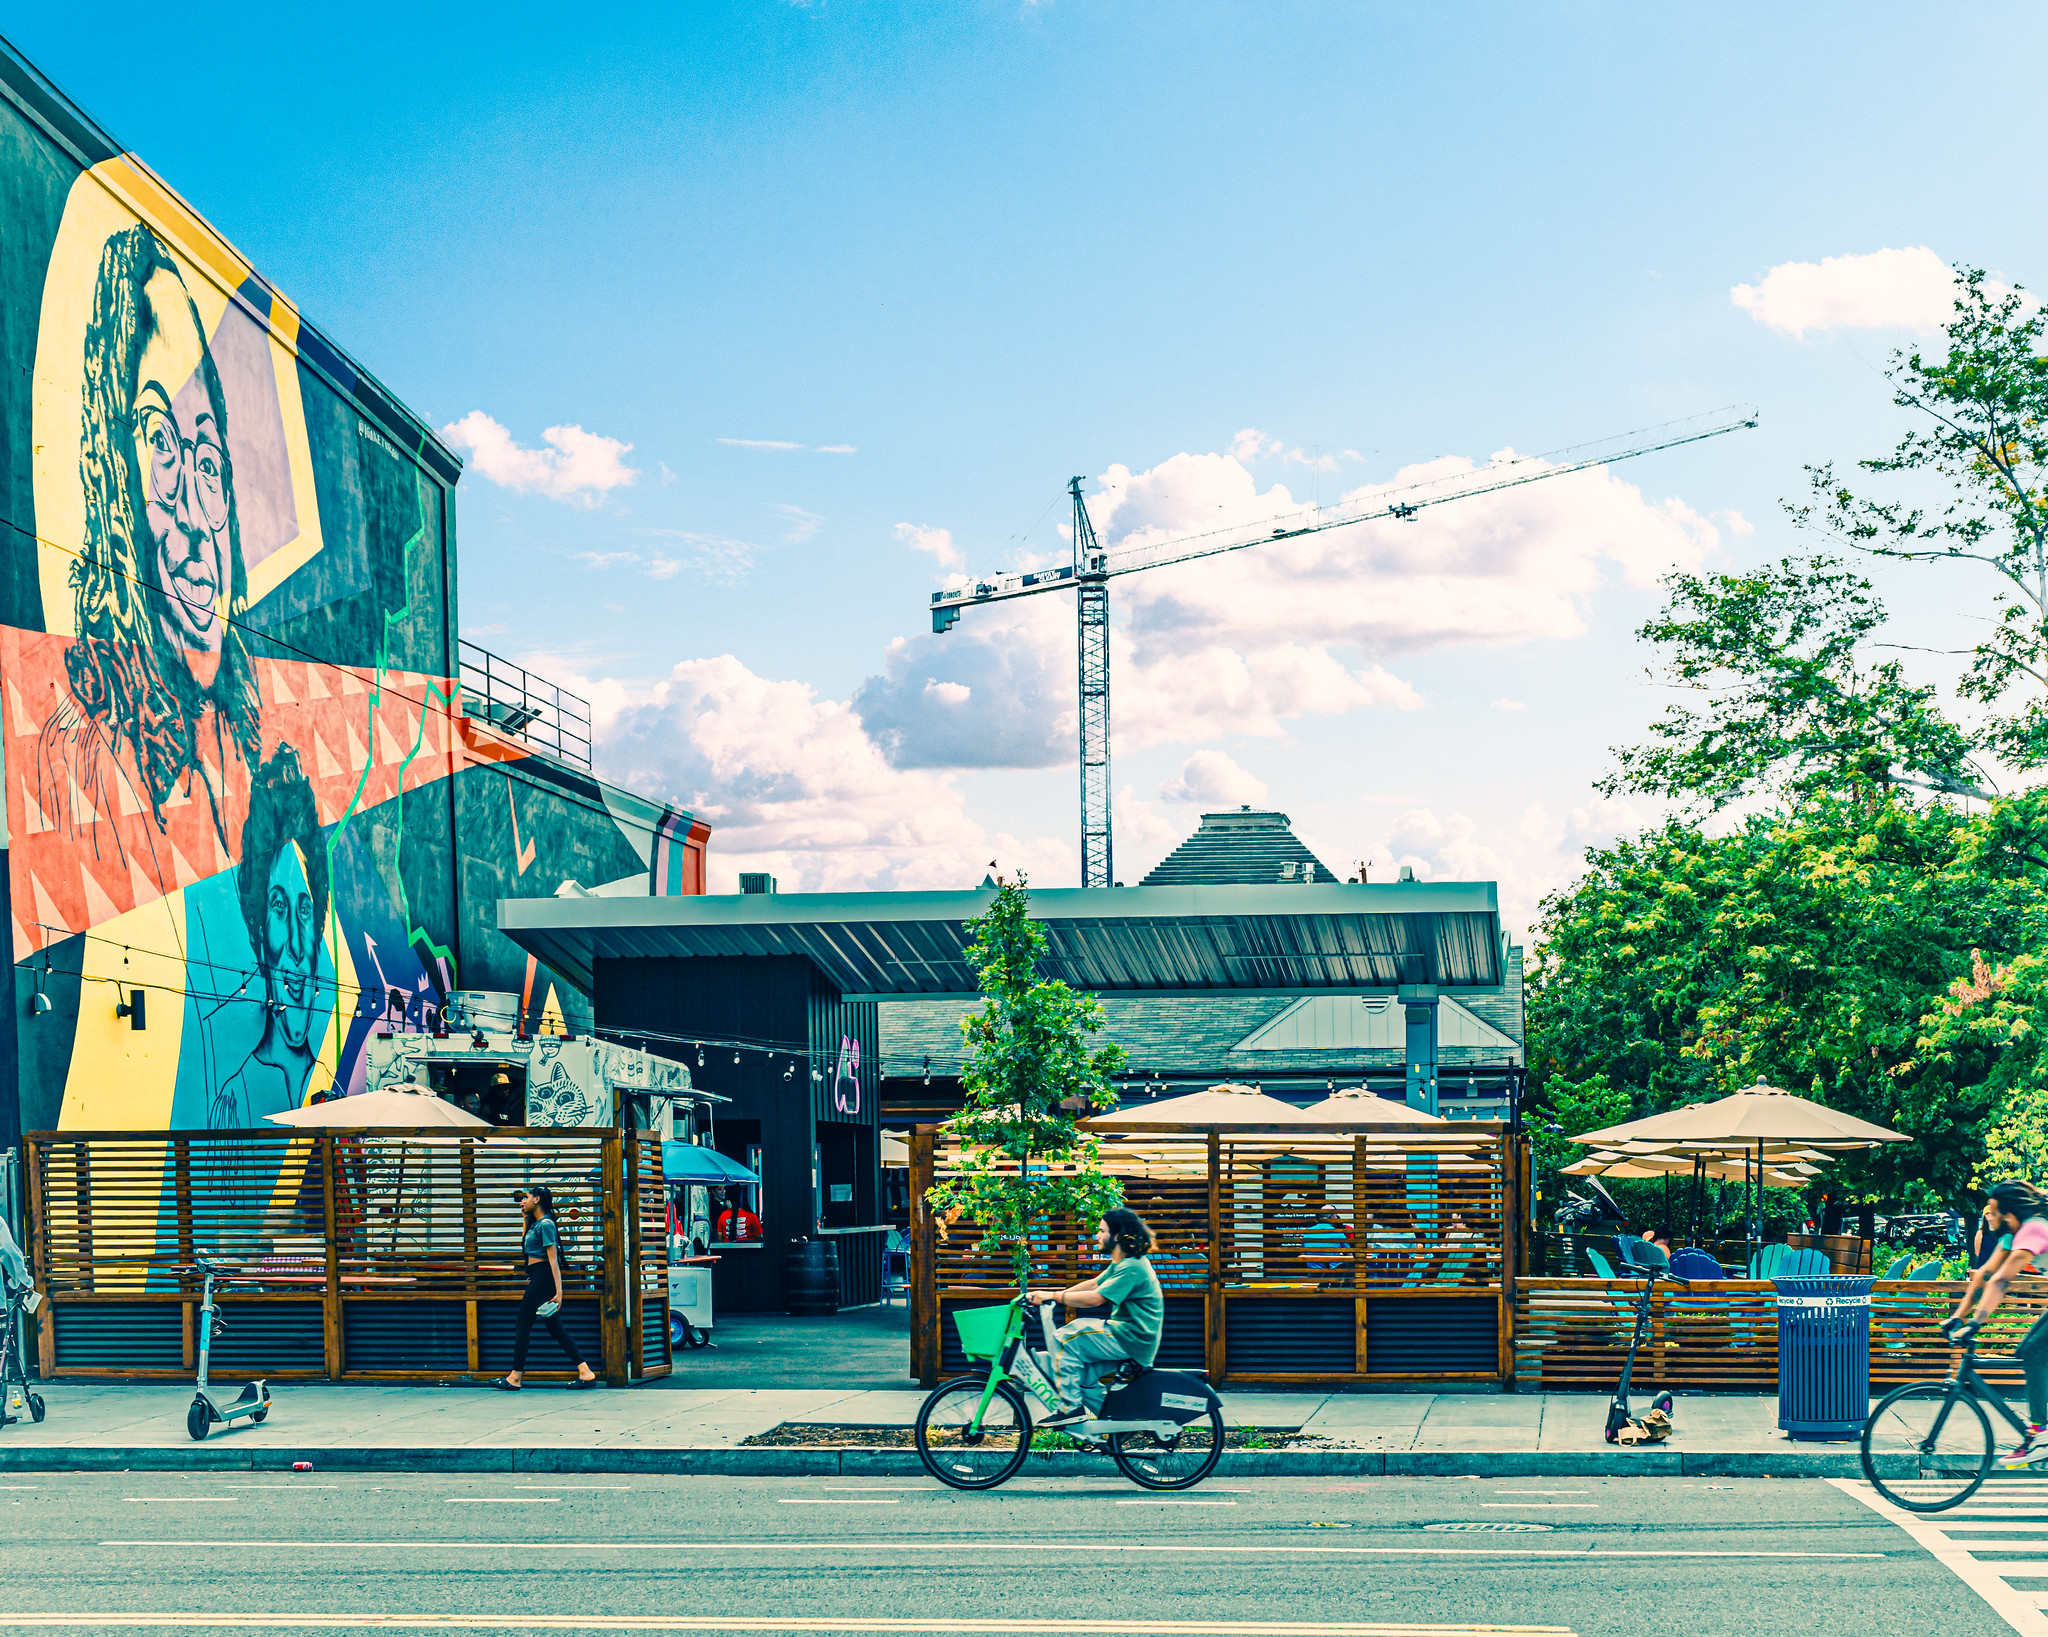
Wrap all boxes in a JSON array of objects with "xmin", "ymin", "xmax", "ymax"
[
  {"xmin": 1780, "ymin": 1246, "xmax": 1832, "ymax": 1277},
  {"xmin": 1905, "ymin": 1260, "xmax": 1944, "ymax": 1281},
  {"xmin": 1667, "ymin": 1249, "xmax": 1727, "ymax": 1282},
  {"xmin": 1404, "ymin": 1245, "xmax": 1478, "ymax": 1288},
  {"xmin": 1748, "ymin": 1242, "xmax": 1792, "ymax": 1279}
]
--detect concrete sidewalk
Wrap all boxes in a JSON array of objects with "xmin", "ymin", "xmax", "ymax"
[{"xmin": 0, "ymin": 1376, "xmax": 1882, "ymax": 1477}]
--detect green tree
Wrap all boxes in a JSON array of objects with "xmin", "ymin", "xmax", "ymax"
[
  {"xmin": 925, "ymin": 877, "xmax": 1129, "ymax": 1290},
  {"xmin": 1603, "ymin": 556, "xmax": 1984, "ymax": 810},
  {"xmin": 1526, "ymin": 799, "xmax": 2040, "ymax": 1205},
  {"xmin": 1794, "ymin": 269, "xmax": 2048, "ymax": 769}
]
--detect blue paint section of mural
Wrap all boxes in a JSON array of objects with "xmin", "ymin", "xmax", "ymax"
[{"xmin": 0, "ymin": 42, "xmax": 705, "ymax": 1138}]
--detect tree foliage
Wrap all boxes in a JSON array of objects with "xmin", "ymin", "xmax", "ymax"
[
  {"xmin": 924, "ymin": 878, "xmax": 1128, "ymax": 1287},
  {"xmin": 1604, "ymin": 556, "xmax": 1984, "ymax": 809},
  {"xmin": 1794, "ymin": 270, "xmax": 2048, "ymax": 769},
  {"xmin": 1526, "ymin": 798, "xmax": 2048, "ymax": 1209}
]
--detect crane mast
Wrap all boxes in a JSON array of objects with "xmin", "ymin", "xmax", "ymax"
[
  {"xmin": 1073, "ymin": 476, "xmax": 1113, "ymax": 888},
  {"xmin": 929, "ymin": 410, "xmax": 1757, "ymax": 888}
]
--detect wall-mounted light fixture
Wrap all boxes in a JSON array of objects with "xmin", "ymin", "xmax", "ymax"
[{"xmin": 115, "ymin": 988, "xmax": 146, "ymax": 1030}]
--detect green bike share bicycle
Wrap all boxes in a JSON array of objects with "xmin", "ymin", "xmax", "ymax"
[{"xmin": 914, "ymin": 1297, "xmax": 1225, "ymax": 1491}]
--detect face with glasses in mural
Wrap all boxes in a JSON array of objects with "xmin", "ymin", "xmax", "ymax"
[{"xmin": 130, "ymin": 318, "xmax": 232, "ymax": 666}]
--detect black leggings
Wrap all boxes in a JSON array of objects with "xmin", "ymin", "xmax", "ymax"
[
  {"xmin": 514, "ymin": 1263, "xmax": 586, "ymax": 1372},
  {"xmin": 2022, "ymin": 1312, "xmax": 2048, "ymax": 1426}
]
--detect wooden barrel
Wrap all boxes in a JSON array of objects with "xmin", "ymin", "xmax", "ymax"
[{"xmin": 786, "ymin": 1239, "xmax": 840, "ymax": 1315}]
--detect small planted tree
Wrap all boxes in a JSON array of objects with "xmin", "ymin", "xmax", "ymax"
[{"xmin": 925, "ymin": 876, "xmax": 1128, "ymax": 1293}]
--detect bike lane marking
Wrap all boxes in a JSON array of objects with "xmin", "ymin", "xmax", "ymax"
[{"xmin": 1829, "ymin": 1478, "xmax": 2048, "ymax": 1636}]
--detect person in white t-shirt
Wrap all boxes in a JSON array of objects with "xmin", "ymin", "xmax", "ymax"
[{"xmin": 1945, "ymin": 1180, "xmax": 2048, "ymax": 1465}]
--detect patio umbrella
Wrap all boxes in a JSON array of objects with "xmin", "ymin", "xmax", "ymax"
[
  {"xmin": 1574, "ymin": 1083, "xmax": 1908, "ymax": 1150},
  {"xmin": 1294, "ymin": 1087, "xmax": 1448, "ymax": 1126},
  {"xmin": 1564, "ymin": 1150, "xmax": 1811, "ymax": 1187},
  {"xmin": 1087, "ymin": 1082, "xmax": 1312, "ymax": 1129},
  {"xmin": 264, "ymin": 1087, "xmax": 492, "ymax": 1130}
]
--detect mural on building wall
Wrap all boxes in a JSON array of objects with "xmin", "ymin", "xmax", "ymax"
[{"xmin": 0, "ymin": 118, "xmax": 696, "ymax": 1136}]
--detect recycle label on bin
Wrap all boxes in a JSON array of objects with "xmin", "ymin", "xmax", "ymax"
[{"xmin": 1776, "ymin": 1294, "xmax": 1870, "ymax": 1310}]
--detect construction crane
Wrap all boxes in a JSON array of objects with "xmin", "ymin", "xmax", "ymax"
[{"xmin": 929, "ymin": 408, "xmax": 1759, "ymax": 888}]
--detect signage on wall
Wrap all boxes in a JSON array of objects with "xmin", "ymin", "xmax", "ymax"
[{"xmin": 833, "ymin": 1036, "xmax": 861, "ymax": 1114}]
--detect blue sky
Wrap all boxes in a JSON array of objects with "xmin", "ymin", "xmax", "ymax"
[{"xmin": 21, "ymin": 4, "xmax": 2048, "ymax": 931}]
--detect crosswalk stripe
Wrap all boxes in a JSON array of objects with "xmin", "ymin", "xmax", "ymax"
[{"xmin": 1830, "ymin": 1480, "xmax": 2048, "ymax": 1637}]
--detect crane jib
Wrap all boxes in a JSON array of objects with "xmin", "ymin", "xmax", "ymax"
[{"xmin": 922, "ymin": 409, "xmax": 1757, "ymax": 886}]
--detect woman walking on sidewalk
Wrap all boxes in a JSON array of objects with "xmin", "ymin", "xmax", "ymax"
[{"xmin": 497, "ymin": 1186, "xmax": 599, "ymax": 1391}]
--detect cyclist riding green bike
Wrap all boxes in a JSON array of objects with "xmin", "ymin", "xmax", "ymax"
[
  {"xmin": 1941, "ymin": 1179, "xmax": 2048, "ymax": 1466},
  {"xmin": 1024, "ymin": 1207, "xmax": 1163, "ymax": 1430}
]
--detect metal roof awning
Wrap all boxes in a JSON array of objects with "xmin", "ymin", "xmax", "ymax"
[{"xmin": 498, "ymin": 883, "xmax": 1504, "ymax": 1000}]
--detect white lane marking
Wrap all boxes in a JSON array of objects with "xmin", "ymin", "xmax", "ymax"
[
  {"xmin": 817, "ymin": 1486, "xmax": 929, "ymax": 1492},
  {"xmin": 1479, "ymin": 1504, "xmax": 1597, "ymax": 1510},
  {"xmin": 218, "ymin": 1485, "xmax": 341, "ymax": 1491},
  {"xmin": 1829, "ymin": 1479, "xmax": 2048, "ymax": 1637},
  {"xmin": 515, "ymin": 1485, "xmax": 631, "ymax": 1492},
  {"xmin": 1114, "ymin": 1500, "xmax": 1238, "ymax": 1506},
  {"xmin": 1492, "ymin": 1491, "xmax": 1587, "ymax": 1497},
  {"xmin": 444, "ymin": 1498, "xmax": 559, "ymax": 1504},
  {"xmin": 121, "ymin": 1498, "xmax": 237, "ymax": 1504},
  {"xmin": 97, "ymin": 1539, "xmax": 1886, "ymax": 1560},
  {"xmin": 0, "ymin": 1619, "xmax": 1582, "ymax": 1633},
  {"xmin": 777, "ymin": 1498, "xmax": 901, "ymax": 1505}
]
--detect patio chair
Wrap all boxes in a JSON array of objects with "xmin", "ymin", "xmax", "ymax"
[
  {"xmin": 1779, "ymin": 1246, "xmax": 1831, "ymax": 1277},
  {"xmin": 1747, "ymin": 1242, "xmax": 1792, "ymax": 1279},
  {"xmin": 1904, "ymin": 1260, "xmax": 1944, "ymax": 1281},
  {"xmin": 881, "ymin": 1228, "xmax": 910, "ymax": 1307},
  {"xmin": 1403, "ymin": 1246, "xmax": 1477, "ymax": 1288},
  {"xmin": 1667, "ymin": 1248, "xmax": 1727, "ymax": 1282}
]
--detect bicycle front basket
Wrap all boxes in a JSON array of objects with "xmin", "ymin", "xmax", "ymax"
[{"xmin": 952, "ymin": 1301, "xmax": 1020, "ymax": 1361}]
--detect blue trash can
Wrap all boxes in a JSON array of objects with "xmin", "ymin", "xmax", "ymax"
[{"xmin": 1773, "ymin": 1275, "xmax": 1874, "ymax": 1440}]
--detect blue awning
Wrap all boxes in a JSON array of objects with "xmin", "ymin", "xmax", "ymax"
[{"xmin": 660, "ymin": 1143, "xmax": 759, "ymax": 1185}]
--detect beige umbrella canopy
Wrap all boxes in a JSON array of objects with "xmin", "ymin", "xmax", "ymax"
[
  {"xmin": 1088, "ymin": 1082, "xmax": 1311, "ymax": 1129},
  {"xmin": 264, "ymin": 1087, "xmax": 493, "ymax": 1130},
  {"xmin": 1295, "ymin": 1087, "xmax": 1447, "ymax": 1126},
  {"xmin": 1565, "ymin": 1150, "xmax": 1812, "ymax": 1188},
  {"xmin": 1574, "ymin": 1083, "xmax": 1907, "ymax": 1150}
]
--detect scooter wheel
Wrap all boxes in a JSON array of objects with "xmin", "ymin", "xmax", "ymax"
[
  {"xmin": 250, "ymin": 1406, "xmax": 268, "ymax": 1423},
  {"xmin": 186, "ymin": 1400, "xmax": 210, "ymax": 1441},
  {"xmin": 1652, "ymin": 1393, "xmax": 1674, "ymax": 1417},
  {"xmin": 26, "ymin": 1395, "xmax": 44, "ymax": 1424}
]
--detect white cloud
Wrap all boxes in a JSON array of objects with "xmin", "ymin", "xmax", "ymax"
[
  {"xmin": 717, "ymin": 437, "xmax": 804, "ymax": 451},
  {"xmin": 1490, "ymin": 698, "xmax": 1525, "ymax": 712},
  {"xmin": 1159, "ymin": 749, "xmax": 1268, "ymax": 807},
  {"xmin": 586, "ymin": 653, "xmax": 1073, "ymax": 891},
  {"xmin": 1730, "ymin": 247, "xmax": 1959, "ymax": 338},
  {"xmin": 1384, "ymin": 794, "xmax": 1646, "ymax": 938},
  {"xmin": 442, "ymin": 412, "xmax": 636, "ymax": 505},
  {"xmin": 575, "ymin": 538, "xmax": 751, "ymax": 583},
  {"xmin": 895, "ymin": 522, "xmax": 962, "ymax": 568},
  {"xmin": 773, "ymin": 504, "xmax": 823, "ymax": 544},
  {"xmin": 644, "ymin": 556, "xmax": 683, "ymax": 581},
  {"xmin": 1229, "ymin": 427, "xmax": 1281, "ymax": 461},
  {"xmin": 817, "ymin": 444, "xmax": 857, "ymax": 455}
]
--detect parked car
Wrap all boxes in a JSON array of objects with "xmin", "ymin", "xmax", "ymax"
[{"xmin": 1876, "ymin": 1210, "xmax": 1965, "ymax": 1251}]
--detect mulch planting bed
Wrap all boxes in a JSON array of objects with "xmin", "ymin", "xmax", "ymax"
[{"xmin": 740, "ymin": 1422, "xmax": 1329, "ymax": 1449}]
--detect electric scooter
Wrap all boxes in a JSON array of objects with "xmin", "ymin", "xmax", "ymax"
[
  {"xmin": 184, "ymin": 1256, "xmax": 272, "ymax": 1441},
  {"xmin": 0, "ymin": 1281, "xmax": 44, "ymax": 1427},
  {"xmin": 1604, "ymin": 1236, "xmax": 1676, "ymax": 1444}
]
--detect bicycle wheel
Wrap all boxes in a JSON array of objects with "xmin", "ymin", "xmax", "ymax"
[
  {"xmin": 916, "ymin": 1376, "xmax": 1033, "ymax": 1491},
  {"xmin": 1112, "ymin": 1406, "xmax": 1225, "ymax": 1491},
  {"xmin": 1862, "ymin": 1381, "xmax": 1993, "ymax": 1511}
]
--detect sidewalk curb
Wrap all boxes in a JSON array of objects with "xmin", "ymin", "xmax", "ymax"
[{"xmin": 0, "ymin": 1445, "xmax": 1885, "ymax": 1478}]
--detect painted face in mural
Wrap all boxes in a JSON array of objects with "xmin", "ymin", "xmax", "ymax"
[
  {"xmin": 264, "ymin": 840, "xmax": 318, "ymax": 1052},
  {"xmin": 132, "ymin": 268, "xmax": 230, "ymax": 671}
]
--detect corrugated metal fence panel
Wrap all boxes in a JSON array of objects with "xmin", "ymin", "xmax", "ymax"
[
  {"xmin": 1367, "ymin": 1297, "xmax": 1496, "ymax": 1374},
  {"xmin": 213, "ymin": 1301, "xmax": 327, "ymax": 1372},
  {"xmin": 478, "ymin": 1298, "xmax": 603, "ymax": 1373},
  {"xmin": 1158, "ymin": 1296, "xmax": 1207, "ymax": 1371},
  {"xmin": 345, "ymin": 1300, "xmax": 469, "ymax": 1373},
  {"xmin": 1225, "ymin": 1298, "xmax": 1354, "ymax": 1374},
  {"xmin": 837, "ymin": 1234, "xmax": 883, "ymax": 1309},
  {"xmin": 53, "ymin": 1302, "xmax": 183, "ymax": 1370},
  {"xmin": 639, "ymin": 1297, "xmax": 670, "ymax": 1374}
]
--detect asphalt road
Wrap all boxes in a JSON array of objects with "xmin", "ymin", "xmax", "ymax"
[{"xmin": 0, "ymin": 1471, "xmax": 2027, "ymax": 1635}]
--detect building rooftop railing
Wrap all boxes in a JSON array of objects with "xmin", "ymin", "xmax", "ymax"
[{"xmin": 458, "ymin": 640, "xmax": 593, "ymax": 771}]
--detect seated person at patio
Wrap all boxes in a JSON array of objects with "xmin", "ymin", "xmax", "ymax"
[
  {"xmin": 1303, "ymin": 1207, "xmax": 1353, "ymax": 1264},
  {"xmin": 1944, "ymin": 1180, "xmax": 2048, "ymax": 1465},
  {"xmin": 1025, "ymin": 1207, "xmax": 1163, "ymax": 1430}
]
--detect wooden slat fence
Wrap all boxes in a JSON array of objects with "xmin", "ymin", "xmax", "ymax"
[
  {"xmin": 910, "ymin": 1123, "xmax": 1516, "ymax": 1387},
  {"xmin": 23, "ymin": 1129, "xmax": 672, "ymax": 1385},
  {"xmin": 1513, "ymin": 1276, "xmax": 2048, "ymax": 1393}
]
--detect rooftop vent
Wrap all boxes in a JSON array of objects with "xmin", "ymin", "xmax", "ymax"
[{"xmin": 739, "ymin": 873, "xmax": 778, "ymax": 895}]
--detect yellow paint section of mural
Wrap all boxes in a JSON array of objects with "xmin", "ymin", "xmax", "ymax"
[{"xmin": 57, "ymin": 893, "xmax": 188, "ymax": 1129}]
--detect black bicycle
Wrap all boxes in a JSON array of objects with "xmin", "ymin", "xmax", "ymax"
[{"xmin": 1861, "ymin": 1324, "xmax": 2032, "ymax": 1510}]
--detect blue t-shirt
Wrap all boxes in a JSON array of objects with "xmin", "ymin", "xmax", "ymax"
[{"xmin": 523, "ymin": 1217, "xmax": 560, "ymax": 1258}]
